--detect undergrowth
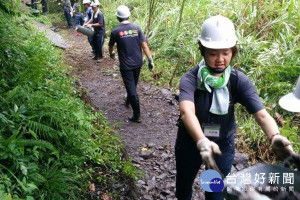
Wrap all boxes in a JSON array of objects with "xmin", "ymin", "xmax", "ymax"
[{"xmin": 0, "ymin": 1, "xmax": 137, "ymax": 199}]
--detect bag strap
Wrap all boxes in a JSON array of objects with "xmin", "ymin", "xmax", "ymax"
[{"xmin": 228, "ymin": 68, "xmax": 238, "ymax": 102}]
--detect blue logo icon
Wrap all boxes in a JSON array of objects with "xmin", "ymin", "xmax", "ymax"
[{"xmin": 199, "ymin": 169, "xmax": 224, "ymax": 192}]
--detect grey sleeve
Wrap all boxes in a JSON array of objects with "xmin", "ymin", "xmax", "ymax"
[
  {"xmin": 236, "ymin": 71, "xmax": 264, "ymax": 114},
  {"xmin": 178, "ymin": 66, "xmax": 199, "ymax": 103}
]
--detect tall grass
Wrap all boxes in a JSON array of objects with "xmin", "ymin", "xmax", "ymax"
[{"xmin": 101, "ymin": 0, "xmax": 299, "ymax": 161}]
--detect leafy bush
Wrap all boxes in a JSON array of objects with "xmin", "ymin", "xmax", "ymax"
[{"xmin": 0, "ymin": 5, "xmax": 136, "ymax": 200}]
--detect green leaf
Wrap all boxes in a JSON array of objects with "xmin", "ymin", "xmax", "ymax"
[
  {"xmin": 20, "ymin": 165, "xmax": 27, "ymax": 176},
  {"xmin": 26, "ymin": 196, "xmax": 35, "ymax": 200},
  {"xmin": 14, "ymin": 104, "xmax": 18, "ymax": 113},
  {"xmin": 5, "ymin": 194, "xmax": 12, "ymax": 200}
]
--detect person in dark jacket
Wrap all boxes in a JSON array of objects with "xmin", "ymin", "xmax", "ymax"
[
  {"xmin": 83, "ymin": 0, "xmax": 94, "ymax": 53},
  {"xmin": 62, "ymin": 0, "xmax": 73, "ymax": 29},
  {"xmin": 41, "ymin": 0, "xmax": 47, "ymax": 15},
  {"xmin": 108, "ymin": 5, "xmax": 154, "ymax": 123},
  {"xmin": 85, "ymin": 0, "xmax": 105, "ymax": 62},
  {"xmin": 175, "ymin": 15, "xmax": 295, "ymax": 200},
  {"xmin": 72, "ymin": 0, "xmax": 84, "ymax": 35}
]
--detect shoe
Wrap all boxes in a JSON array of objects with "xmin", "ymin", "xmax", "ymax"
[
  {"xmin": 128, "ymin": 116, "xmax": 142, "ymax": 123},
  {"xmin": 92, "ymin": 56, "xmax": 98, "ymax": 60},
  {"xmin": 76, "ymin": 32, "xmax": 81, "ymax": 36},
  {"xmin": 97, "ymin": 58, "xmax": 103, "ymax": 63}
]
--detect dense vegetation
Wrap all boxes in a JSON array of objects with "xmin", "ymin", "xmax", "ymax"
[
  {"xmin": 100, "ymin": 0, "xmax": 300, "ymax": 161},
  {"xmin": 1, "ymin": 0, "xmax": 299, "ymax": 199},
  {"xmin": 0, "ymin": 1, "xmax": 136, "ymax": 199}
]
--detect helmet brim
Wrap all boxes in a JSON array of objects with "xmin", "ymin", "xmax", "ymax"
[
  {"xmin": 279, "ymin": 93, "xmax": 300, "ymax": 112},
  {"xmin": 199, "ymin": 37, "xmax": 236, "ymax": 49}
]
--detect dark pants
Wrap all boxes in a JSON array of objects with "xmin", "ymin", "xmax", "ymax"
[
  {"xmin": 64, "ymin": 10, "xmax": 72, "ymax": 28},
  {"xmin": 41, "ymin": 0, "xmax": 47, "ymax": 15},
  {"xmin": 175, "ymin": 131, "xmax": 235, "ymax": 200},
  {"xmin": 120, "ymin": 67, "xmax": 141, "ymax": 118},
  {"xmin": 88, "ymin": 36, "xmax": 94, "ymax": 52},
  {"xmin": 31, "ymin": 0, "xmax": 37, "ymax": 9},
  {"xmin": 92, "ymin": 33, "xmax": 104, "ymax": 58},
  {"xmin": 74, "ymin": 14, "xmax": 84, "ymax": 27}
]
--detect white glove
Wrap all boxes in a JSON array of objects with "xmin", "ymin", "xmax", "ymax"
[
  {"xmin": 197, "ymin": 137, "xmax": 222, "ymax": 173},
  {"xmin": 271, "ymin": 134, "xmax": 294, "ymax": 160}
]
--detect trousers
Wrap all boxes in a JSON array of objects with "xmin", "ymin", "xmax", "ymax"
[
  {"xmin": 120, "ymin": 67, "xmax": 141, "ymax": 118},
  {"xmin": 175, "ymin": 131, "xmax": 235, "ymax": 200}
]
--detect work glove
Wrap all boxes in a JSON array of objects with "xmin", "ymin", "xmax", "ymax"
[
  {"xmin": 148, "ymin": 57, "xmax": 154, "ymax": 71},
  {"xmin": 84, "ymin": 24, "xmax": 92, "ymax": 28},
  {"xmin": 271, "ymin": 134, "xmax": 294, "ymax": 160},
  {"xmin": 197, "ymin": 137, "xmax": 223, "ymax": 177},
  {"xmin": 109, "ymin": 51, "xmax": 115, "ymax": 59}
]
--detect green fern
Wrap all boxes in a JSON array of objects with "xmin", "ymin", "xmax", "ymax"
[
  {"xmin": 25, "ymin": 119, "xmax": 64, "ymax": 140},
  {"xmin": 14, "ymin": 139, "xmax": 59, "ymax": 159}
]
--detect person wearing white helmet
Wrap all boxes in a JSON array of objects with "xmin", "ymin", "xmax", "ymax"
[
  {"xmin": 85, "ymin": 0, "xmax": 105, "ymax": 62},
  {"xmin": 82, "ymin": 0, "xmax": 94, "ymax": 53},
  {"xmin": 175, "ymin": 15, "xmax": 295, "ymax": 200},
  {"xmin": 279, "ymin": 76, "xmax": 300, "ymax": 113},
  {"xmin": 108, "ymin": 5, "xmax": 154, "ymax": 123},
  {"xmin": 73, "ymin": 0, "xmax": 84, "ymax": 35}
]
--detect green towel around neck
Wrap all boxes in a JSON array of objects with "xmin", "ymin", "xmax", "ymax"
[{"xmin": 197, "ymin": 60, "xmax": 231, "ymax": 115}]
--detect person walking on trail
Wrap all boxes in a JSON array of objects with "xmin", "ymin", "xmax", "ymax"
[
  {"xmin": 31, "ymin": 0, "xmax": 37, "ymax": 9},
  {"xmin": 62, "ymin": 0, "xmax": 73, "ymax": 29},
  {"xmin": 73, "ymin": 0, "xmax": 84, "ymax": 35},
  {"xmin": 175, "ymin": 15, "xmax": 295, "ymax": 200},
  {"xmin": 108, "ymin": 5, "xmax": 154, "ymax": 123},
  {"xmin": 85, "ymin": 0, "xmax": 105, "ymax": 62},
  {"xmin": 83, "ymin": 0, "xmax": 95, "ymax": 55},
  {"xmin": 279, "ymin": 76, "xmax": 300, "ymax": 113},
  {"xmin": 41, "ymin": 0, "xmax": 47, "ymax": 15}
]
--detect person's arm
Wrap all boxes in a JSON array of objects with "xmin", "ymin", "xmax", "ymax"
[
  {"xmin": 253, "ymin": 108, "xmax": 294, "ymax": 160},
  {"xmin": 92, "ymin": 22, "xmax": 102, "ymax": 27},
  {"xmin": 141, "ymin": 42, "xmax": 154, "ymax": 71},
  {"xmin": 253, "ymin": 109, "xmax": 280, "ymax": 139},
  {"xmin": 179, "ymin": 100, "xmax": 205, "ymax": 142},
  {"xmin": 109, "ymin": 46, "xmax": 115, "ymax": 59},
  {"xmin": 85, "ymin": 18, "xmax": 92, "ymax": 25},
  {"xmin": 141, "ymin": 42, "xmax": 152, "ymax": 59}
]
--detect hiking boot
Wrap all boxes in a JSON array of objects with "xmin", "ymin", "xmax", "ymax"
[{"xmin": 128, "ymin": 116, "xmax": 142, "ymax": 123}]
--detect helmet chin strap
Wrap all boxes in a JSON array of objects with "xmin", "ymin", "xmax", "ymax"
[
  {"xmin": 208, "ymin": 66, "xmax": 225, "ymax": 74},
  {"xmin": 203, "ymin": 59, "xmax": 226, "ymax": 74}
]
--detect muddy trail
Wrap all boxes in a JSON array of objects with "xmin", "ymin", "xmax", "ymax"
[{"xmin": 38, "ymin": 22, "xmax": 250, "ymax": 200}]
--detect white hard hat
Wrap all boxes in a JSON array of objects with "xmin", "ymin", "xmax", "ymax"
[
  {"xmin": 198, "ymin": 15, "xmax": 237, "ymax": 49},
  {"xmin": 279, "ymin": 76, "xmax": 300, "ymax": 112},
  {"xmin": 91, "ymin": 0, "xmax": 99, "ymax": 7},
  {"xmin": 83, "ymin": 0, "xmax": 91, "ymax": 4},
  {"xmin": 116, "ymin": 5, "xmax": 130, "ymax": 19}
]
